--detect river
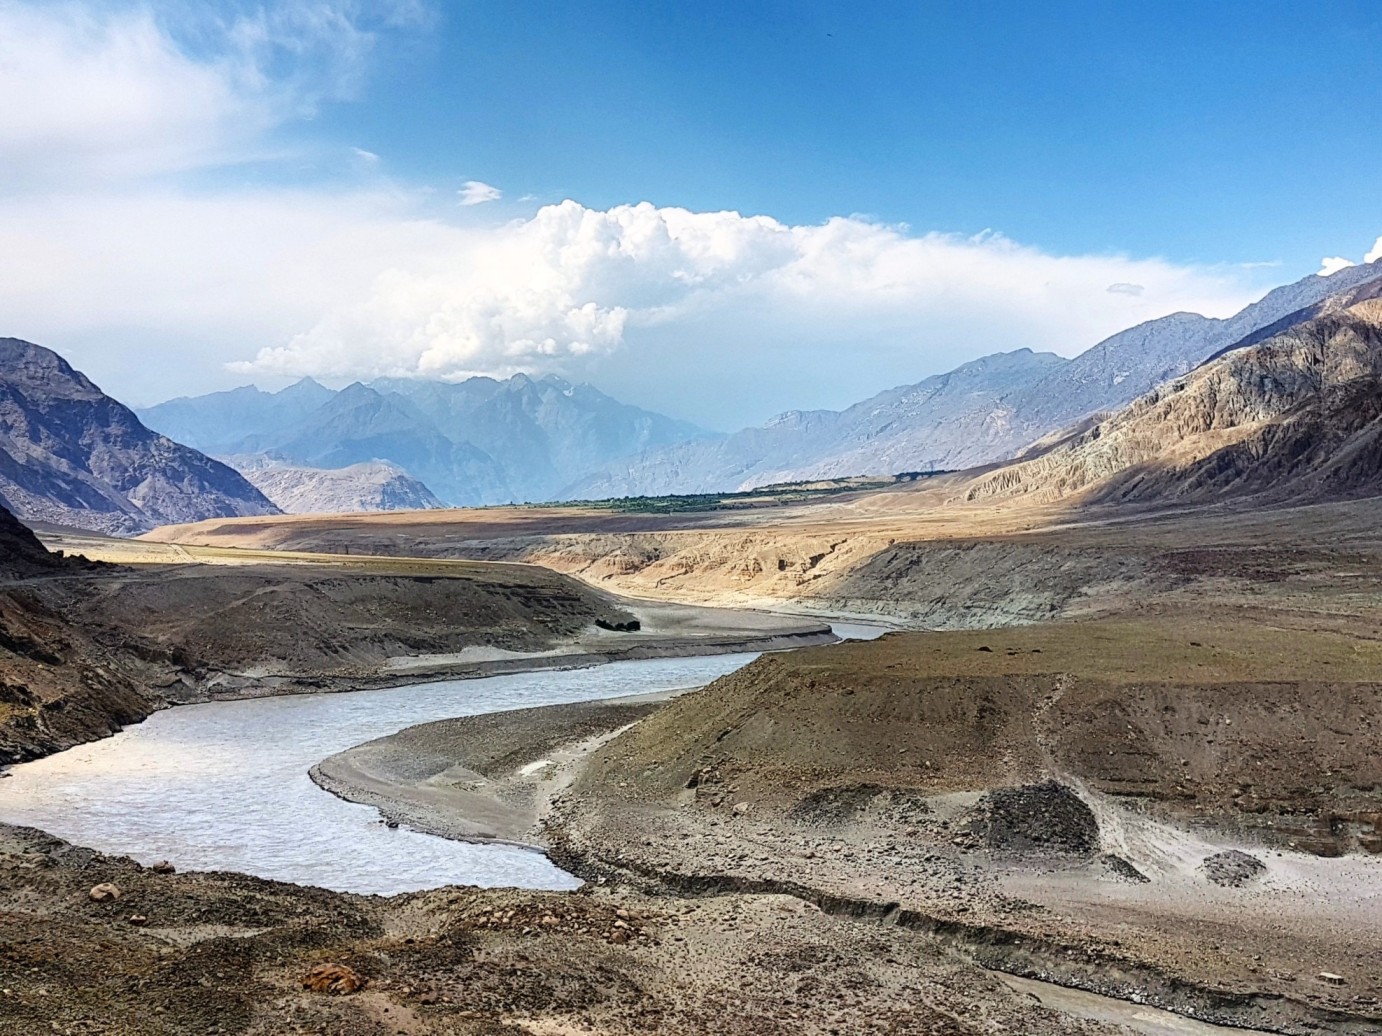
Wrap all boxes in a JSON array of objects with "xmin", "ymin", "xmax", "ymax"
[{"xmin": 0, "ymin": 622, "xmax": 890, "ymax": 894}]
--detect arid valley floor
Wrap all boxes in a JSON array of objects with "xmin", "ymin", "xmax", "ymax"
[{"xmin": 1, "ymin": 470, "xmax": 1377, "ymax": 1035}]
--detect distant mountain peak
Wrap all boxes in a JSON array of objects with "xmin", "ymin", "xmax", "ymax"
[{"xmin": 142, "ymin": 370, "xmax": 705, "ymax": 508}]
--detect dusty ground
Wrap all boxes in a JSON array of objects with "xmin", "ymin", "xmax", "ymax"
[
  {"xmin": 0, "ymin": 823, "xmax": 1130, "ymax": 1036},
  {"xmin": 28, "ymin": 482, "xmax": 1382, "ymax": 1033},
  {"xmin": 142, "ymin": 488, "xmax": 1382, "ymax": 633},
  {"xmin": 316, "ymin": 614, "xmax": 1382, "ymax": 1034}
]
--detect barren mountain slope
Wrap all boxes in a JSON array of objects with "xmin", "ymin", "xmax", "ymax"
[
  {"xmin": 0, "ymin": 339, "xmax": 278, "ymax": 535},
  {"xmin": 570, "ymin": 261, "xmax": 1382, "ymax": 497},
  {"xmin": 965, "ymin": 295, "xmax": 1382, "ymax": 506},
  {"xmin": 0, "ymin": 505, "xmax": 154, "ymax": 762},
  {"xmin": 568, "ymin": 348, "xmax": 1066, "ymax": 496}
]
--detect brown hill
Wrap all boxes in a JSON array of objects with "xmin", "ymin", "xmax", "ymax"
[
  {"xmin": 0, "ymin": 338, "xmax": 278, "ymax": 535},
  {"xmin": 964, "ymin": 292, "xmax": 1382, "ymax": 507}
]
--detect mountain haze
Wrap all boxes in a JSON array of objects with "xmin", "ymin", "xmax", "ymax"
[
  {"xmin": 136, "ymin": 377, "xmax": 336, "ymax": 455},
  {"xmin": 139, "ymin": 373, "xmax": 705, "ymax": 507},
  {"xmin": 0, "ymin": 339, "xmax": 278, "ymax": 535},
  {"xmin": 567, "ymin": 348, "xmax": 1068, "ymax": 497},
  {"xmin": 226, "ymin": 456, "xmax": 445, "ymax": 514}
]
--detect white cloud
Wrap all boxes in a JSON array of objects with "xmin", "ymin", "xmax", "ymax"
[
  {"xmin": 0, "ymin": 182, "xmax": 1268, "ymax": 423},
  {"xmin": 1318, "ymin": 235, "xmax": 1382, "ymax": 275},
  {"xmin": 218, "ymin": 199, "xmax": 1266, "ymax": 423},
  {"xmin": 0, "ymin": 1, "xmax": 426, "ymax": 187},
  {"xmin": 1106, "ymin": 282, "xmax": 1144, "ymax": 296},
  {"xmin": 459, "ymin": 180, "xmax": 503, "ymax": 206},
  {"xmin": 352, "ymin": 147, "xmax": 381, "ymax": 162}
]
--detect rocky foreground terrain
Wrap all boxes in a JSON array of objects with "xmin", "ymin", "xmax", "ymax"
[{"xmin": 0, "ymin": 822, "xmax": 1135, "ymax": 1036}]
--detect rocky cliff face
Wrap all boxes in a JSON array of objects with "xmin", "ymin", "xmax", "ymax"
[
  {"xmin": 226, "ymin": 456, "xmax": 445, "ymax": 514},
  {"xmin": 571, "ymin": 261, "xmax": 1382, "ymax": 497},
  {"xmin": 0, "ymin": 339, "xmax": 279, "ymax": 535},
  {"xmin": 964, "ymin": 288, "xmax": 1382, "ymax": 506}
]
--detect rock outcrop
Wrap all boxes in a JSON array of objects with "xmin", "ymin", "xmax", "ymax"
[{"xmin": 0, "ymin": 504, "xmax": 155, "ymax": 763}]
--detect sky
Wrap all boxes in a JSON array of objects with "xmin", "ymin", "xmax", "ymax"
[{"xmin": 1, "ymin": 0, "xmax": 1380, "ymax": 428}]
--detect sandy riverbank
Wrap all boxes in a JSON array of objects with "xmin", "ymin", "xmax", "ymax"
[
  {"xmin": 178, "ymin": 598, "xmax": 838, "ymax": 703},
  {"xmin": 311, "ymin": 690, "xmax": 684, "ymax": 847}
]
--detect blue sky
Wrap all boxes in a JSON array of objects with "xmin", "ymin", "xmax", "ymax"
[
  {"xmin": 305, "ymin": 0, "xmax": 1382, "ymax": 265},
  {"xmin": 1, "ymin": 1, "xmax": 1379, "ymax": 426}
]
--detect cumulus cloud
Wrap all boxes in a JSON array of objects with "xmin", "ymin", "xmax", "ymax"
[
  {"xmin": 458, "ymin": 180, "xmax": 503, "ymax": 206},
  {"xmin": 1106, "ymin": 282, "xmax": 1144, "ymax": 296},
  {"xmin": 1317, "ymin": 235, "xmax": 1382, "ymax": 276},
  {"xmin": 218, "ymin": 199, "xmax": 1266, "ymax": 422}
]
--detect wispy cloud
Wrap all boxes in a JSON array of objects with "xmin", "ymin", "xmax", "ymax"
[
  {"xmin": 459, "ymin": 180, "xmax": 503, "ymax": 206},
  {"xmin": 0, "ymin": 1, "xmax": 429, "ymax": 187}
]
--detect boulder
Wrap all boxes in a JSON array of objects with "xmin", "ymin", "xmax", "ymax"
[{"xmin": 302, "ymin": 963, "xmax": 366, "ymax": 995}]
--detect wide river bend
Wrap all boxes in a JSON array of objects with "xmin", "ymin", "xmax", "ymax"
[{"xmin": 0, "ymin": 622, "xmax": 888, "ymax": 894}]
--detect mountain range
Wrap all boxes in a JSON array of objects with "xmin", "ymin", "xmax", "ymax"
[
  {"xmin": 963, "ymin": 275, "xmax": 1382, "ymax": 508},
  {"xmin": 0, "ymin": 339, "xmax": 277, "ymax": 535},
  {"xmin": 139, "ymin": 373, "xmax": 706, "ymax": 507},
  {"xmin": 8, "ymin": 258, "xmax": 1382, "ymax": 534},
  {"xmin": 571, "ymin": 259, "xmax": 1382, "ymax": 497}
]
